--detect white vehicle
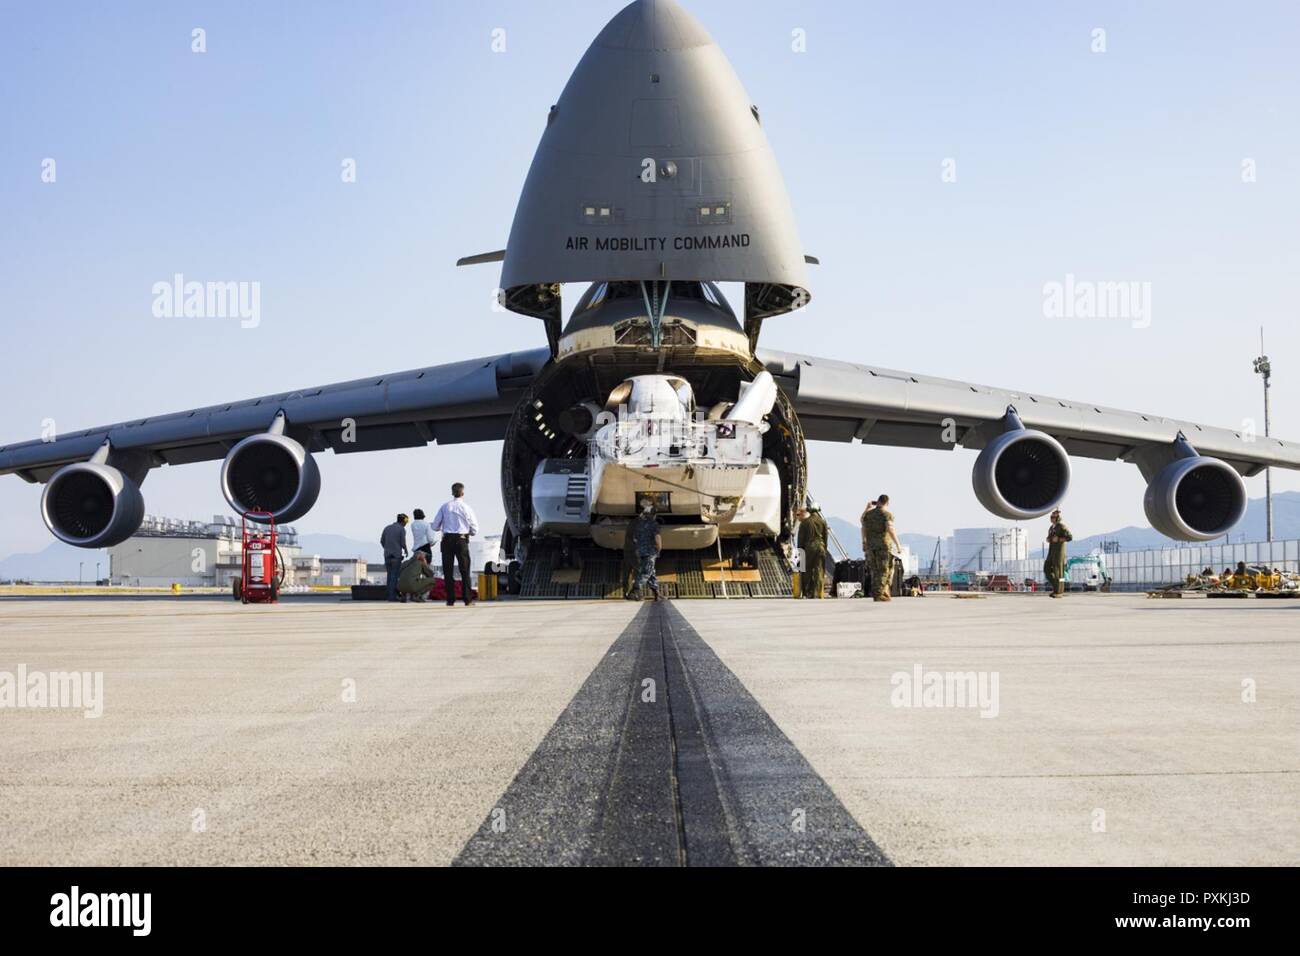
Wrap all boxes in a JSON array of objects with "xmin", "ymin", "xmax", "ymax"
[{"xmin": 1066, "ymin": 554, "xmax": 1109, "ymax": 592}]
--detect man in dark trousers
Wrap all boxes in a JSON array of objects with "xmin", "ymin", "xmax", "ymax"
[
  {"xmin": 432, "ymin": 482, "xmax": 480, "ymax": 606},
  {"xmin": 380, "ymin": 513, "xmax": 409, "ymax": 602},
  {"xmin": 627, "ymin": 502, "xmax": 663, "ymax": 601}
]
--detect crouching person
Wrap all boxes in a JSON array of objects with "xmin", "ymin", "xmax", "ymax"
[{"xmin": 397, "ymin": 551, "xmax": 438, "ymax": 602}]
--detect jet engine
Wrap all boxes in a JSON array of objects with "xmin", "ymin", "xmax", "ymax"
[
  {"xmin": 220, "ymin": 421, "xmax": 320, "ymax": 523},
  {"xmin": 1143, "ymin": 453, "xmax": 1246, "ymax": 541},
  {"xmin": 972, "ymin": 408, "xmax": 1071, "ymax": 520},
  {"xmin": 41, "ymin": 460, "xmax": 145, "ymax": 548}
]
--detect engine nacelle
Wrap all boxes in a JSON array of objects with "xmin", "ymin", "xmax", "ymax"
[
  {"xmin": 972, "ymin": 410, "xmax": 1071, "ymax": 520},
  {"xmin": 41, "ymin": 462, "xmax": 145, "ymax": 548},
  {"xmin": 220, "ymin": 432, "xmax": 320, "ymax": 523},
  {"xmin": 1143, "ymin": 455, "xmax": 1246, "ymax": 541}
]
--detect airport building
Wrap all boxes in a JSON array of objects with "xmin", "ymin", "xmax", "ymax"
[
  {"xmin": 107, "ymin": 516, "xmax": 372, "ymax": 589},
  {"xmin": 107, "ymin": 515, "xmax": 502, "ymax": 589}
]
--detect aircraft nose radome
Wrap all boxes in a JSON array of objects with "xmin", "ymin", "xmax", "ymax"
[
  {"xmin": 500, "ymin": 0, "xmax": 809, "ymax": 297},
  {"xmin": 596, "ymin": 0, "xmax": 715, "ymax": 52}
]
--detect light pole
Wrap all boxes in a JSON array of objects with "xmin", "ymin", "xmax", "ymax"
[{"xmin": 1252, "ymin": 329, "xmax": 1272, "ymax": 542}]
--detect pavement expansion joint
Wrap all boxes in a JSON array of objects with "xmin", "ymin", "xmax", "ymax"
[{"xmin": 455, "ymin": 602, "xmax": 891, "ymax": 867}]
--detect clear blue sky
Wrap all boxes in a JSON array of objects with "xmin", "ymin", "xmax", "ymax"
[{"xmin": 2, "ymin": 0, "xmax": 1298, "ymax": 554}]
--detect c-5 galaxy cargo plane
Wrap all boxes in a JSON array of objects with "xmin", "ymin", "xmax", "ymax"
[{"xmin": 3, "ymin": 0, "xmax": 1298, "ymax": 596}]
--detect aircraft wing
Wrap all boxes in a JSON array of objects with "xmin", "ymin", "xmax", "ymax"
[
  {"xmin": 758, "ymin": 348, "xmax": 1300, "ymax": 476},
  {"xmin": 0, "ymin": 348, "xmax": 549, "ymax": 484}
]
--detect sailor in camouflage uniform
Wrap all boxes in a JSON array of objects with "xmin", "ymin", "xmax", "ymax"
[{"xmin": 628, "ymin": 502, "xmax": 663, "ymax": 601}]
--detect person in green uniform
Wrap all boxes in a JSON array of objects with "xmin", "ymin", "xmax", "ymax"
[
  {"xmin": 796, "ymin": 505, "xmax": 830, "ymax": 598},
  {"xmin": 861, "ymin": 494, "xmax": 901, "ymax": 602},
  {"xmin": 397, "ymin": 551, "xmax": 438, "ymax": 602},
  {"xmin": 1043, "ymin": 509, "xmax": 1073, "ymax": 598}
]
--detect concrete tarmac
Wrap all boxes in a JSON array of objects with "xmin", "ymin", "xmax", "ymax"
[
  {"xmin": 675, "ymin": 595, "xmax": 1300, "ymax": 866},
  {"xmin": 0, "ymin": 600, "xmax": 637, "ymax": 865},
  {"xmin": 0, "ymin": 594, "xmax": 1295, "ymax": 865}
]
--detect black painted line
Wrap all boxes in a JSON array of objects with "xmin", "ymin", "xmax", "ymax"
[
  {"xmin": 453, "ymin": 610, "xmax": 646, "ymax": 867},
  {"xmin": 455, "ymin": 602, "xmax": 891, "ymax": 867}
]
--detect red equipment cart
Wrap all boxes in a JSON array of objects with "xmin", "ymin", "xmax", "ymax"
[{"xmin": 232, "ymin": 511, "xmax": 282, "ymax": 604}]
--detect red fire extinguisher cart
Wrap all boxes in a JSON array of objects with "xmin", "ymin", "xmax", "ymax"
[{"xmin": 233, "ymin": 511, "xmax": 281, "ymax": 604}]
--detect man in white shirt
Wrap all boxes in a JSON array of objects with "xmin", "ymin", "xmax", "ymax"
[
  {"xmin": 410, "ymin": 508, "xmax": 433, "ymax": 560},
  {"xmin": 432, "ymin": 482, "xmax": 479, "ymax": 606}
]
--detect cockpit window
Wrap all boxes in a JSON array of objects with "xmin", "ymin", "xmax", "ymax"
[
  {"xmin": 573, "ymin": 281, "xmax": 640, "ymax": 316},
  {"xmin": 571, "ymin": 280, "xmax": 734, "ymax": 321}
]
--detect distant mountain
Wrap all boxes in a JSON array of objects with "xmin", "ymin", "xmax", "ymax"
[
  {"xmin": 0, "ymin": 541, "xmax": 108, "ymax": 583},
  {"xmin": 1064, "ymin": 525, "xmax": 1176, "ymax": 555},
  {"xmin": 1068, "ymin": 491, "xmax": 1300, "ymax": 556},
  {"xmin": 824, "ymin": 516, "xmax": 937, "ymax": 563},
  {"xmin": 900, "ymin": 533, "xmax": 941, "ymax": 563},
  {"xmin": 821, "ymin": 491, "xmax": 1299, "ymax": 567},
  {"xmin": 824, "ymin": 516, "xmax": 862, "ymax": 559}
]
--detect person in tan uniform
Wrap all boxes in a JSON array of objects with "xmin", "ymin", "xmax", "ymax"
[
  {"xmin": 859, "ymin": 500, "xmax": 876, "ymax": 554},
  {"xmin": 861, "ymin": 495, "xmax": 901, "ymax": 602}
]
